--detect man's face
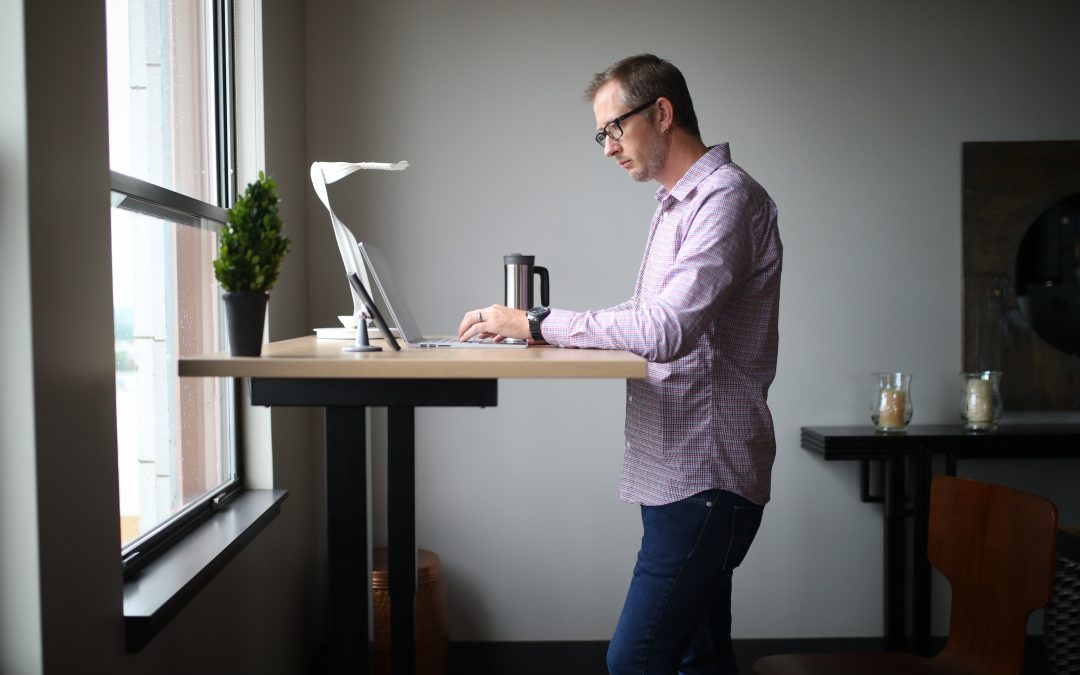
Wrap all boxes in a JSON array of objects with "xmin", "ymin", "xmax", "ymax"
[{"xmin": 593, "ymin": 82, "xmax": 667, "ymax": 183}]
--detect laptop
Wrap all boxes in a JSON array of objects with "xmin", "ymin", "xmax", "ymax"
[{"xmin": 358, "ymin": 242, "xmax": 528, "ymax": 349}]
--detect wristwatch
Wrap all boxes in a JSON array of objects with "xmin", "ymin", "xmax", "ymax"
[{"xmin": 527, "ymin": 306, "xmax": 551, "ymax": 342}]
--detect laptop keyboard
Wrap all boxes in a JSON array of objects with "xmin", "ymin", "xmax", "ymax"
[{"xmin": 418, "ymin": 336, "xmax": 496, "ymax": 348}]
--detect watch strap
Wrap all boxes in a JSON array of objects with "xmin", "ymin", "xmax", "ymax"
[{"xmin": 528, "ymin": 307, "xmax": 550, "ymax": 341}]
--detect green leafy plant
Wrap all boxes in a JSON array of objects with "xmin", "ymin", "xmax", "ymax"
[{"xmin": 214, "ymin": 171, "xmax": 291, "ymax": 293}]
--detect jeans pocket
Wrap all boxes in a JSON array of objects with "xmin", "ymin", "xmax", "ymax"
[{"xmin": 721, "ymin": 503, "xmax": 764, "ymax": 570}]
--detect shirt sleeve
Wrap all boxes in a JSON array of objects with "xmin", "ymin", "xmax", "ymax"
[{"xmin": 541, "ymin": 186, "xmax": 756, "ymax": 363}]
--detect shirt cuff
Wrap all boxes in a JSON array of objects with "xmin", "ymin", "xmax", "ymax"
[{"xmin": 539, "ymin": 308, "xmax": 575, "ymax": 346}]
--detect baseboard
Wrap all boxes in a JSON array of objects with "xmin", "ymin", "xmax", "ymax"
[
  {"xmin": 448, "ymin": 636, "xmax": 1048, "ymax": 675},
  {"xmin": 449, "ymin": 641, "xmax": 607, "ymax": 675}
]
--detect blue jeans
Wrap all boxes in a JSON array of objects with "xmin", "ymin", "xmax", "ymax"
[{"xmin": 606, "ymin": 490, "xmax": 764, "ymax": 675}]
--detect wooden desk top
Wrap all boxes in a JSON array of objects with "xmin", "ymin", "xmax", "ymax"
[{"xmin": 179, "ymin": 336, "xmax": 647, "ymax": 380}]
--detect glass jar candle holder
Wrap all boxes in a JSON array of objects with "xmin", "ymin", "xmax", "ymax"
[
  {"xmin": 871, "ymin": 372, "xmax": 913, "ymax": 433},
  {"xmin": 960, "ymin": 371, "xmax": 1002, "ymax": 431}
]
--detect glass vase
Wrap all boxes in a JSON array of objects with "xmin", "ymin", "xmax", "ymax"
[
  {"xmin": 871, "ymin": 372, "xmax": 913, "ymax": 433},
  {"xmin": 960, "ymin": 371, "xmax": 1002, "ymax": 431}
]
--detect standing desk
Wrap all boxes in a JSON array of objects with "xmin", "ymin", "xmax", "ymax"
[
  {"xmin": 802, "ymin": 424, "xmax": 1080, "ymax": 656},
  {"xmin": 180, "ymin": 336, "xmax": 646, "ymax": 674}
]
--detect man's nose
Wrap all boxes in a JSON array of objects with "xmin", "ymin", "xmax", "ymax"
[{"xmin": 604, "ymin": 136, "xmax": 620, "ymax": 157}]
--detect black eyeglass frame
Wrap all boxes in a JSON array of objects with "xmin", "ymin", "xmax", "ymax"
[{"xmin": 594, "ymin": 99, "xmax": 658, "ymax": 147}]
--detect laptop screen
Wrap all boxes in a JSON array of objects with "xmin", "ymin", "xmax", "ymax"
[{"xmin": 357, "ymin": 242, "xmax": 426, "ymax": 343}]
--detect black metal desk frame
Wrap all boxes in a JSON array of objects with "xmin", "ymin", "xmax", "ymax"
[
  {"xmin": 802, "ymin": 424, "xmax": 1080, "ymax": 656},
  {"xmin": 252, "ymin": 378, "xmax": 498, "ymax": 675}
]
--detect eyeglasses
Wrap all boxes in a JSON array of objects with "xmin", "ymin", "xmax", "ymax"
[{"xmin": 594, "ymin": 99, "xmax": 657, "ymax": 147}]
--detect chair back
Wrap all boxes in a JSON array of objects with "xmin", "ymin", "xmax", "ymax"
[{"xmin": 929, "ymin": 475, "xmax": 1058, "ymax": 675}]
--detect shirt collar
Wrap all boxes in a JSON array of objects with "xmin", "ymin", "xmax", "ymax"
[{"xmin": 655, "ymin": 143, "xmax": 732, "ymax": 203}]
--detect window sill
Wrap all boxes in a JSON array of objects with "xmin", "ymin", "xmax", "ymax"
[{"xmin": 123, "ymin": 489, "xmax": 288, "ymax": 652}]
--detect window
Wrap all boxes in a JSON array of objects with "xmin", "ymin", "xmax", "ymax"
[{"xmin": 106, "ymin": 0, "xmax": 238, "ymax": 573}]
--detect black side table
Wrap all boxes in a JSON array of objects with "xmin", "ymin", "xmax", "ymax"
[{"xmin": 802, "ymin": 424, "xmax": 1080, "ymax": 655}]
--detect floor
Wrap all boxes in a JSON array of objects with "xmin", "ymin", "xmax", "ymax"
[{"xmin": 443, "ymin": 638, "xmax": 1052, "ymax": 674}]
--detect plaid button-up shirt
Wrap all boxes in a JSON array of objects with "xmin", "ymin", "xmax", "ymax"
[{"xmin": 542, "ymin": 144, "xmax": 782, "ymax": 506}]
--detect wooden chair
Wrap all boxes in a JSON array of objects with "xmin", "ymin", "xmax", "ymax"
[{"xmin": 754, "ymin": 475, "xmax": 1058, "ymax": 675}]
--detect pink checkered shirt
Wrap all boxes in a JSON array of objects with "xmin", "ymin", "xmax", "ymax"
[{"xmin": 541, "ymin": 144, "xmax": 782, "ymax": 506}]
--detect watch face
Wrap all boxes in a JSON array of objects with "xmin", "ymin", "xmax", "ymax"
[{"xmin": 530, "ymin": 307, "xmax": 550, "ymax": 320}]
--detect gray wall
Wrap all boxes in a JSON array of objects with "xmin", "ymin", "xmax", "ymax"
[
  {"xmin": 305, "ymin": 0, "xmax": 1080, "ymax": 642},
  {"xmin": 0, "ymin": 0, "xmax": 42, "ymax": 671},
  {"xmin": 19, "ymin": 1, "xmax": 124, "ymax": 670}
]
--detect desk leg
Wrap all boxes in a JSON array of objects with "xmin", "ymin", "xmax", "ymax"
[
  {"xmin": 388, "ymin": 406, "xmax": 416, "ymax": 675},
  {"xmin": 325, "ymin": 406, "xmax": 371, "ymax": 675},
  {"xmin": 883, "ymin": 456, "xmax": 907, "ymax": 650},
  {"xmin": 912, "ymin": 450, "xmax": 932, "ymax": 656}
]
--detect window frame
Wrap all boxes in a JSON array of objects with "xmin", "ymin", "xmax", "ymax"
[
  {"xmin": 112, "ymin": 172, "xmax": 243, "ymax": 578},
  {"xmin": 212, "ymin": 0, "xmax": 237, "ymax": 207},
  {"xmin": 110, "ymin": 0, "xmax": 241, "ymax": 579}
]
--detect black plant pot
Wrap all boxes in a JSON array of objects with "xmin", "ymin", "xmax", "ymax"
[{"xmin": 222, "ymin": 291, "xmax": 269, "ymax": 356}]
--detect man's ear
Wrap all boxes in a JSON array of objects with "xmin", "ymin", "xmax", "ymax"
[{"xmin": 655, "ymin": 97, "xmax": 675, "ymax": 132}]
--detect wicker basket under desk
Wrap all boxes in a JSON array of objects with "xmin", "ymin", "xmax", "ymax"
[
  {"xmin": 372, "ymin": 548, "xmax": 448, "ymax": 675},
  {"xmin": 1046, "ymin": 526, "xmax": 1080, "ymax": 675}
]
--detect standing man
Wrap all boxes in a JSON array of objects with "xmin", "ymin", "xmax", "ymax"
[{"xmin": 458, "ymin": 54, "xmax": 782, "ymax": 674}]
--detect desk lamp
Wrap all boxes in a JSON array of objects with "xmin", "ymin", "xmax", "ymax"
[{"xmin": 310, "ymin": 160, "xmax": 409, "ymax": 330}]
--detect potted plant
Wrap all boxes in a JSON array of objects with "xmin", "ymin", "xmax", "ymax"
[{"xmin": 214, "ymin": 171, "xmax": 291, "ymax": 356}]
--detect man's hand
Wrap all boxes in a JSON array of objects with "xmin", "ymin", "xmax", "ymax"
[{"xmin": 457, "ymin": 305, "xmax": 531, "ymax": 343}]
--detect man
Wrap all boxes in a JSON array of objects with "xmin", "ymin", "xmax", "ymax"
[{"xmin": 458, "ymin": 54, "xmax": 782, "ymax": 674}]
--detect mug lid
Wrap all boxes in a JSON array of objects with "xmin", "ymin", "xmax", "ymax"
[{"xmin": 504, "ymin": 253, "xmax": 534, "ymax": 264}]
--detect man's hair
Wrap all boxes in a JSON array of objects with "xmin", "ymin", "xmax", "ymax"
[{"xmin": 584, "ymin": 54, "xmax": 701, "ymax": 140}]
